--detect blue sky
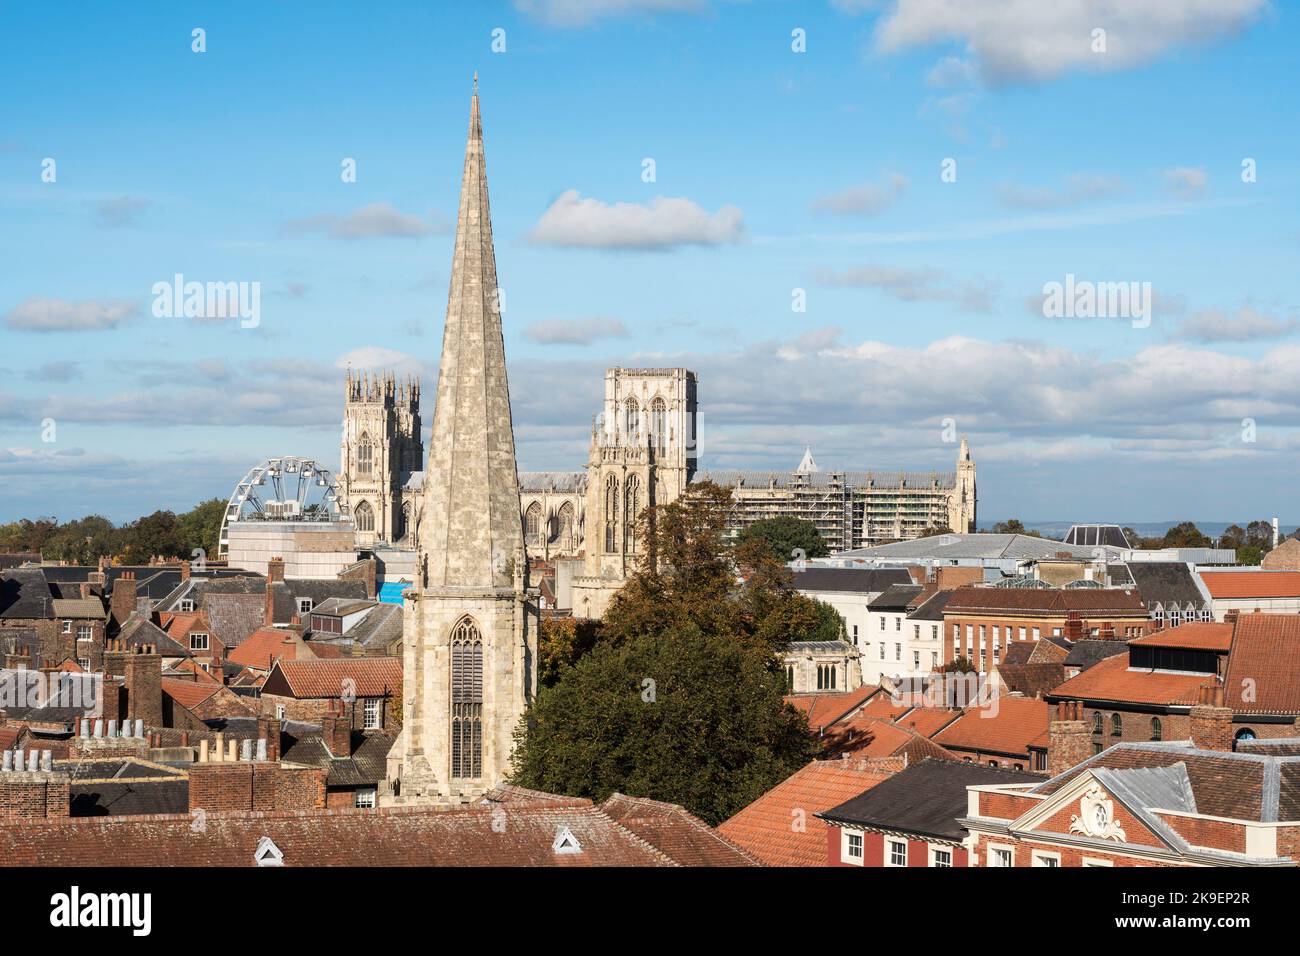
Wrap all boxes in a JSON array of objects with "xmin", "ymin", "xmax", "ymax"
[{"xmin": 1, "ymin": 0, "xmax": 1297, "ymax": 526}]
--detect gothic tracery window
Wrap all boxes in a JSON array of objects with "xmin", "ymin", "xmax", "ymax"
[
  {"xmin": 354, "ymin": 500, "xmax": 374, "ymax": 533},
  {"xmin": 557, "ymin": 502, "xmax": 575, "ymax": 552},
  {"xmin": 524, "ymin": 501, "xmax": 543, "ymax": 548},
  {"xmin": 357, "ymin": 434, "xmax": 373, "ymax": 477},
  {"xmin": 624, "ymin": 474, "xmax": 640, "ymax": 554},
  {"xmin": 651, "ymin": 398, "xmax": 667, "ymax": 453},
  {"xmin": 450, "ymin": 617, "xmax": 483, "ymax": 779},
  {"xmin": 604, "ymin": 475, "xmax": 618, "ymax": 553},
  {"xmin": 624, "ymin": 398, "xmax": 639, "ymax": 439}
]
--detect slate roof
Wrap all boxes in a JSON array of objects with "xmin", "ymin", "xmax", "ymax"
[
  {"xmin": 1062, "ymin": 638, "xmax": 1130, "ymax": 670},
  {"xmin": 839, "ymin": 534, "xmax": 1115, "ymax": 562},
  {"xmin": 518, "ymin": 471, "xmax": 586, "ymax": 493},
  {"xmin": 992, "ymin": 662, "xmax": 1066, "ymax": 699},
  {"xmin": 718, "ymin": 759, "xmax": 899, "ymax": 866},
  {"xmin": 792, "ymin": 568, "xmax": 914, "ymax": 595},
  {"xmin": 1124, "ymin": 561, "xmax": 1210, "ymax": 608},
  {"xmin": 279, "ymin": 729, "xmax": 397, "ymax": 787},
  {"xmin": 63, "ymin": 759, "xmax": 189, "ymax": 817},
  {"xmin": 818, "ymin": 758, "xmax": 1042, "ymax": 840},
  {"xmin": 118, "ymin": 614, "xmax": 191, "ymax": 658},
  {"xmin": 0, "ymin": 569, "xmax": 54, "ymax": 619},
  {"xmin": 909, "ymin": 588, "xmax": 956, "ymax": 621},
  {"xmin": 867, "ymin": 583, "xmax": 924, "ymax": 611}
]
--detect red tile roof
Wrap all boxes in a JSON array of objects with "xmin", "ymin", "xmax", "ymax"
[
  {"xmin": 785, "ymin": 683, "xmax": 881, "ymax": 732},
  {"xmin": 1199, "ymin": 571, "xmax": 1300, "ymax": 599},
  {"xmin": 228, "ymin": 627, "xmax": 303, "ymax": 670},
  {"xmin": 161, "ymin": 677, "xmax": 220, "ymax": 711},
  {"xmin": 718, "ymin": 759, "xmax": 897, "ymax": 867},
  {"xmin": 893, "ymin": 707, "xmax": 963, "ymax": 737},
  {"xmin": 265, "ymin": 658, "xmax": 402, "ymax": 700},
  {"xmin": 1222, "ymin": 614, "xmax": 1300, "ymax": 714},
  {"xmin": 1048, "ymin": 652, "xmax": 1208, "ymax": 706},
  {"xmin": 1130, "ymin": 622, "xmax": 1233, "ymax": 651},
  {"xmin": 599, "ymin": 794, "xmax": 760, "ymax": 866},
  {"xmin": 944, "ymin": 586, "xmax": 1147, "ymax": 616},
  {"xmin": 932, "ymin": 696, "xmax": 1051, "ymax": 759}
]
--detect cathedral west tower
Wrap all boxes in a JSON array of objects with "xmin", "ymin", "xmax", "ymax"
[{"xmin": 384, "ymin": 78, "xmax": 537, "ymax": 804}]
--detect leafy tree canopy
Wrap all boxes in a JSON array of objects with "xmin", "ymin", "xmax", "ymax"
[{"xmin": 734, "ymin": 516, "xmax": 829, "ymax": 563}]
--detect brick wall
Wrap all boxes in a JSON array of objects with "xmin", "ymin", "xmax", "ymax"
[
  {"xmin": 0, "ymin": 772, "xmax": 70, "ymax": 820},
  {"xmin": 188, "ymin": 761, "xmax": 326, "ymax": 814},
  {"xmin": 260, "ymin": 694, "xmax": 395, "ymax": 731}
]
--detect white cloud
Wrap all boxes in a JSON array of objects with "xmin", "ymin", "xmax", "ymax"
[
  {"xmin": 1165, "ymin": 166, "xmax": 1209, "ymax": 199},
  {"xmin": 997, "ymin": 173, "xmax": 1124, "ymax": 209},
  {"xmin": 873, "ymin": 0, "xmax": 1268, "ymax": 85},
  {"xmin": 523, "ymin": 317, "xmax": 630, "ymax": 345},
  {"xmin": 529, "ymin": 190, "xmax": 744, "ymax": 250},
  {"xmin": 1175, "ymin": 307, "xmax": 1298, "ymax": 343},
  {"xmin": 810, "ymin": 174, "xmax": 909, "ymax": 216},
  {"xmin": 3, "ymin": 297, "xmax": 137, "ymax": 332},
  {"xmin": 813, "ymin": 264, "xmax": 996, "ymax": 312},
  {"xmin": 514, "ymin": 0, "xmax": 704, "ymax": 28},
  {"xmin": 284, "ymin": 203, "xmax": 442, "ymax": 240}
]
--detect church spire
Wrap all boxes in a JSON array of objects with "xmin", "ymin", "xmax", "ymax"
[{"xmin": 418, "ymin": 77, "xmax": 525, "ymax": 588}]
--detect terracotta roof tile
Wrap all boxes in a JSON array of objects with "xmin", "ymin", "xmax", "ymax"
[
  {"xmin": 718, "ymin": 759, "xmax": 897, "ymax": 866},
  {"xmin": 932, "ymin": 696, "xmax": 1051, "ymax": 759},
  {"xmin": 1223, "ymin": 614, "xmax": 1300, "ymax": 714},
  {"xmin": 1200, "ymin": 571, "xmax": 1300, "ymax": 599},
  {"xmin": 1047, "ymin": 652, "xmax": 1208, "ymax": 707},
  {"xmin": 228, "ymin": 627, "xmax": 303, "ymax": 670},
  {"xmin": 600, "ymin": 794, "xmax": 760, "ymax": 866},
  {"xmin": 785, "ymin": 684, "xmax": 880, "ymax": 732},
  {"xmin": 1130, "ymin": 622, "xmax": 1232, "ymax": 651},
  {"xmin": 161, "ymin": 677, "xmax": 220, "ymax": 711},
  {"xmin": 266, "ymin": 658, "xmax": 401, "ymax": 699},
  {"xmin": 943, "ymin": 586, "xmax": 1147, "ymax": 616}
]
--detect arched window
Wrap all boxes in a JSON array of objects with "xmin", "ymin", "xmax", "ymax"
[
  {"xmin": 1235, "ymin": 728, "xmax": 1257, "ymax": 745},
  {"xmin": 624, "ymin": 398, "xmax": 639, "ymax": 439},
  {"xmin": 399, "ymin": 502, "xmax": 411, "ymax": 541},
  {"xmin": 357, "ymin": 433, "xmax": 373, "ymax": 477},
  {"xmin": 651, "ymin": 398, "xmax": 667, "ymax": 453},
  {"xmin": 1111, "ymin": 713, "xmax": 1123, "ymax": 737},
  {"xmin": 1150, "ymin": 717, "xmax": 1162, "ymax": 741},
  {"xmin": 624, "ymin": 474, "xmax": 640, "ymax": 554},
  {"xmin": 1092, "ymin": 712, "xmax": 1103, "ymax": 734},
  {"xmin": 450, "ymin": 617, "xmax": 483, "ymax": 779},
  {"xmin": 604, "ymin": 475, "xmax": 618, "ymax": 553},
  {"xmin": 524, "ymin": 502, "xmax": 543, "ymax": 547},
  {"xmin": 354, "ymin": 500, "xmax": 374, "ymax": 533},
  {"xmin": 557, "ymin": 502, "xmax": 575, "ymax": 551}
]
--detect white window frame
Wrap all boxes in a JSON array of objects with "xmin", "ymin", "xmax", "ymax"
[
  {"xmin": 1032, "ymin": 850, "xmax": 1061, "ymax": 868},
  {"xmin": 190, "ymin": 631, "xmax": 209, "ymax": 651},
  {"xmin": 297, "ymin": 597, "xmax": 314, "ymax": 614},
  {"xmin": 62, "ymin": 620, "xmax": 72, "ymax": 634},
  {"xmin": 1082, "ymin": 857, "xmax": 1113, "ymax": 867},
  {"xmin": 988, "ymin": 845, "xmax": 1014, "ymax": 868},
  {"xmin": 179, "ymin": 598, "xmax": 195, "ymax": 612},
  {"xmin": 885, "ymin": 839, "xmax": 908, "ymax": 867},
  {"xmin": 929, "ymin": 844, "xmax": 953, "ymax": 868},
  {"xmin": 841, "ymin": 829, "xmax": 865, "ymax": 866},
  {"xmin": 354, "ymin": 788, "xmax": 377, "ymax": 809},
  {"xmin": 363, "ymin": 697, "xmax": 381, "ymax": 729}
]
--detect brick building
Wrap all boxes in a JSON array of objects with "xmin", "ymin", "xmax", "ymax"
[{"xmin": 260, "ymin": 657, "xmax": 401, "ymax": 732}]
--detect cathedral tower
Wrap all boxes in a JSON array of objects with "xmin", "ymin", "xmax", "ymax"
[
  {"xmin": 384, "ymin": 79, "xmax": 537, "ymax": 804},
  {"xmin": 340, "ymin": 372, "xmax": 422, "ymax": 545}
]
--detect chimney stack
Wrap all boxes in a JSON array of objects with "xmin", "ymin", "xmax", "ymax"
[
  {"xmin": 1047, "ymin": 700, "xmax": 1091, "ymax": 776},
  {"xmin": 322, "ymin": 699, "xmax": 352, "ymax": 758},
  {"xmin": 124, "ymin": 643, "xmax": 163, "ymax": 730},
  {"xmin": 1190, "ymin": 683, "xmax": 1234, "ymax": 752},
  {"xmin": 109, "ymin": 572, "xmax": 138, "ymax": 627},
  {"xmin": 1063, "ymin": 611, "xmax": 1083, "ymax": 642},
  {"xmin": 264, "ymin": 557, "xmax": 284, "ymax": 626}
]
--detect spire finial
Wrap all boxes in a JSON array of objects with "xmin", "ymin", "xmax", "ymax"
[{"xmin": 473, "ymin": 71, "xmax": 478, "ymax": 94}]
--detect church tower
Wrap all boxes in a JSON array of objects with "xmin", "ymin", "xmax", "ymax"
[
  {"xmin": 384, "ymin": 78, "xmax": 537, "ymax": 804},
  {"xmin": 340, "ymin": 372, "xmax": 422, "ymax": 545},
  {"xmin": 948, "ymin": 435, "xmax": 977, "ymax": 533}
]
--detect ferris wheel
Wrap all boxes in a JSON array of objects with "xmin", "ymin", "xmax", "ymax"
[{"xmin": 217, "ymin": 456, "xmax": 349, "ymax": 557}]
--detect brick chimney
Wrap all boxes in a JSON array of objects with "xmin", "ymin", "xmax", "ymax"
[
  {"xmin": 0, "ymin": 752, "xmax": 69, "ymax": 819},
  {"xmin": 1190, "ymin": 683, "xmax": 1234, "ymax": 752},
  {"xmin": 321, "ymin": 699, "xmax": 352, "ymax": 757},
  {"xmin": 123, "ymin": 643, "xmax": 163, "ymax": 730},
  {"xmin": 102, "ymin": 637, "xmax": 128, "ymax": 679},
  {"xmin": 257, "ymin": 714, "xmax": 281, "ymax": 761},
  {"xmin": 1063, "ymin": 611, "xmax": 1083, "ymax": 642},
  {"xmin": 264, "ymin": 557, "xmax": 284, "ymax": 626},
  {"xmin": 1048, "ymin": 700, "xmax": 1091, "ymax": 776},
  {"xmin": 181, "ymin": 560, "xmax": 191, "ymax": 582},
  {"xmin": 109, "ymin": 571, "xmax": 137, "ymax": 627}
]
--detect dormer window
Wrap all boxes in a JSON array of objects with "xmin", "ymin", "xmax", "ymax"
[
  {"xmin": 552, "ymin": 826, "xmax": 582, "ymax": 855},
  {"xmin": 190, "ymin": 632, "xmax": 209, "ymax": 651},
  {"xmin": 297, "ymin": 598, "xmax": 314, "ymax": 615},
  {"xmin": 179, "ymin": 599, "xmax": 195, "ymax": 612}
]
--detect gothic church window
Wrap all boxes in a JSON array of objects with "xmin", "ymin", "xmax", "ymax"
[
  {"xmin": 625, "ymin": 398, "xmax": 639, "ymax": 438},
  {"xmin": 604, "ymin": 476, "xmax": 618, "ymax": 553},
  {"xmin": 357, "ymin": 434, "xmax": 374, "ymax": 477},
  {"xmin": 450, "ymin": 616, "xmax": 483, "ymax": 779},
  {"xmin": 557, "ymin": 502, "xmax": 575, "ymax": 551},
  {"xmin": 524, "ymin": 502, "xmax": 543, "ymax": 547},
  {"xmin": 651, "ymin": 398, "xmax": 666, "ymax": 452},
  {"xmin": 354, "ymin": 500, "xmax": 374, "ymax": 533},
  {"xmin": 624, "ymin": 475, "xmax": 640, "ymax": 554}
]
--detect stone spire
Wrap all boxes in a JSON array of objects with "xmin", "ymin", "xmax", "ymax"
[
  {"xmin": 418, "ymin": 79, "xmax": 525, "ymax": 589},
  {"xmin": 796, "ymin": 445, "xmax": 819, "ymax": 474}
]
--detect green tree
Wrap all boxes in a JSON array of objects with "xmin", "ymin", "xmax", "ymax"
[
  {"xmin": 537, "ymin": 616, "xmax": 602, "ymax": 688},
  {"xmin": 510, "ymin": 623, "xmax": 818, "ymax": 825},
  {"xmin": 177, "ymin": 498, "xmax": 227, "ymax": 561},
  {"xmin": 988, "ymin": 519, "xmax": 1040, "ymax": 537},
  {"xmin": 41, "ymin": 515, "xmax": 121, "ymax": 564},
  {"xmin": 942, "ymin": 656, "xmax": 977, "ymax": 674},
  {"xmin": 120, "ymin": 510, "xmax": 183, "ymax": 564},
  {"xmin": 1160, "ymin": 521, "xmax": 1211, "ymax": 549},
  {"xmin": 734, "ymin": 516, "xmax": 829, "ymax": 563},
  {"xmin": 918, "ymin": 525, "xmax": 954, "ymax": 538}
]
